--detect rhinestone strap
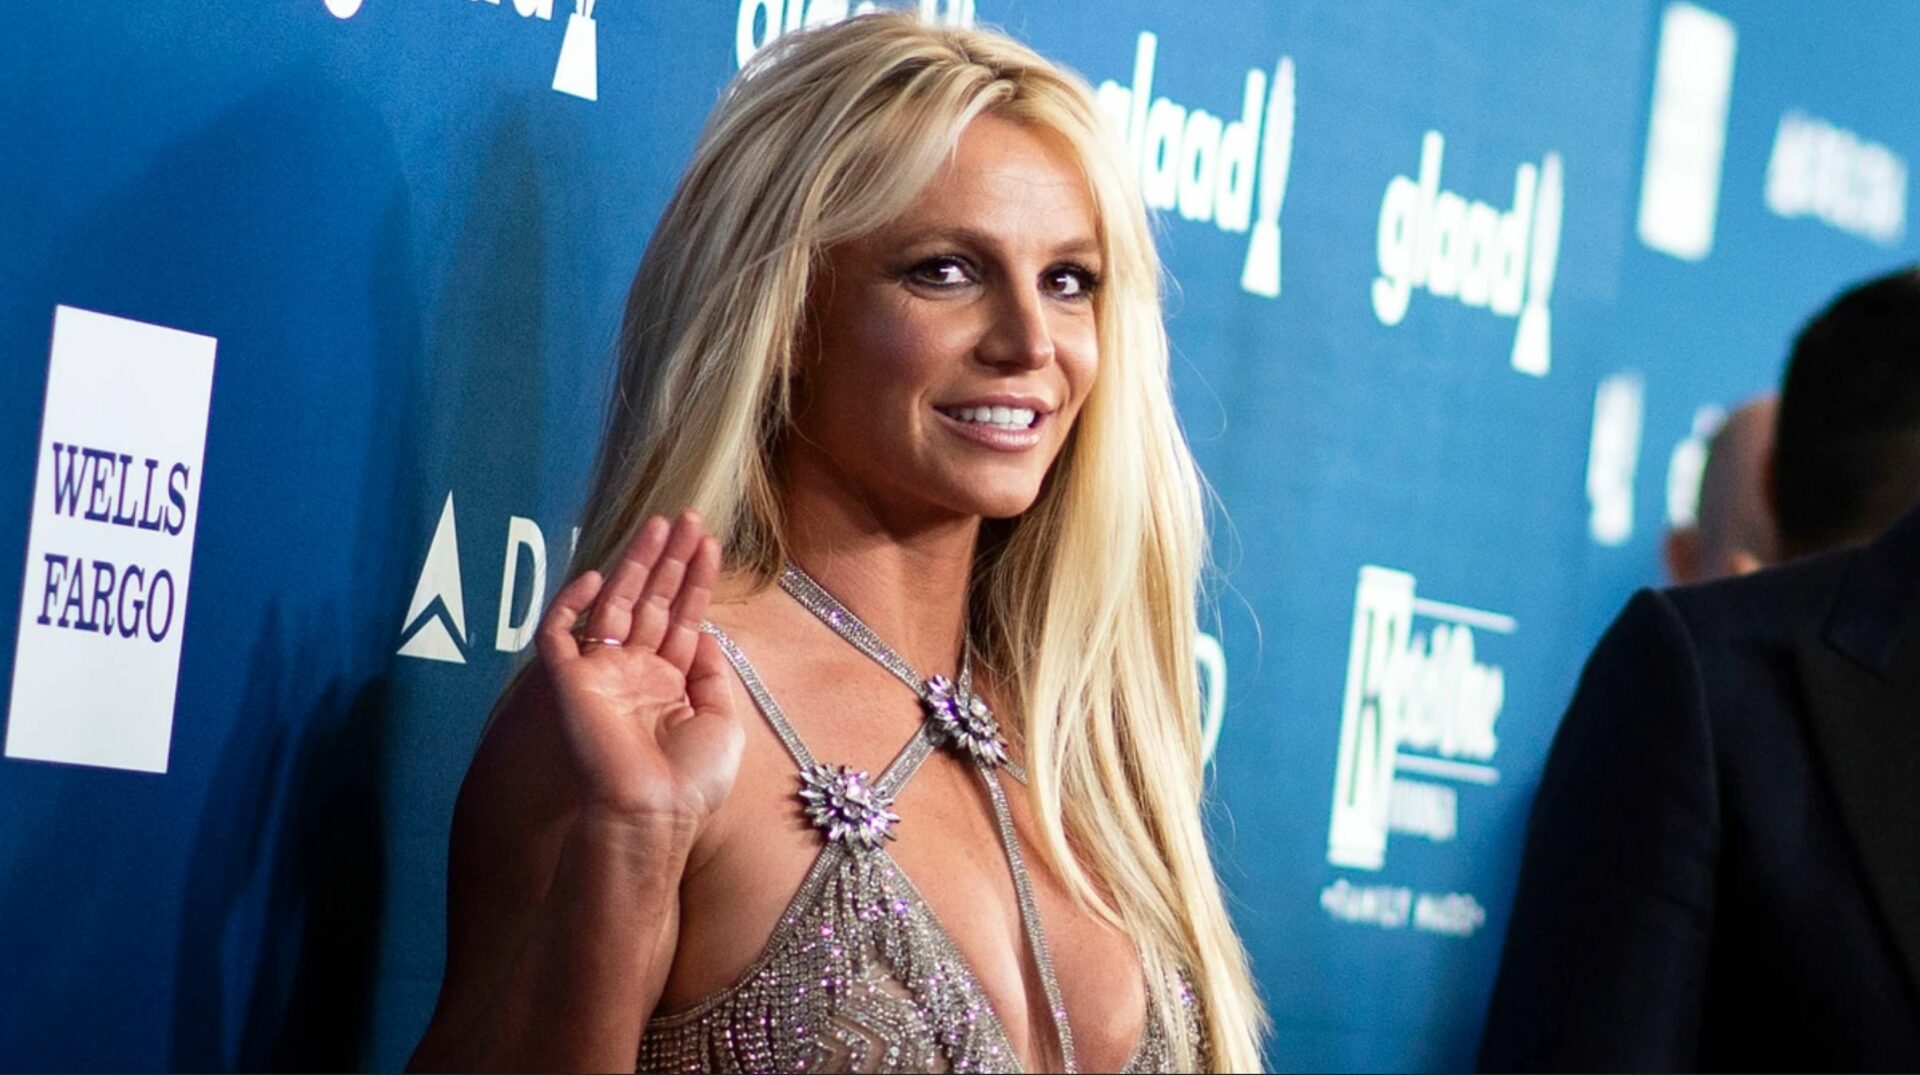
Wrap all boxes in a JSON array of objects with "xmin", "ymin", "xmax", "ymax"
[
  {"xmin": 703, "ymin": 622, "xmax": 940, "ymax": 798},
  {"xmin": 777, "ymin": 561, "xmax": 1077, "ymax": 1073},
  {"xmin": 779, "ymin": 563, "xmax": 1029, "ymax": 784},
  {"xmin": 982, "ymin": 765, "xmax": 1080, "ymax": 1073},
  {"xmin": 778, "ymin": 563, "xmax": 931, "ymax": 695}
]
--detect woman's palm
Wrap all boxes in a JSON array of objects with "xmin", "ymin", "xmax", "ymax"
[{"xmin": 537, "ymin": 513, "xmax": 742, "ymax": 826}]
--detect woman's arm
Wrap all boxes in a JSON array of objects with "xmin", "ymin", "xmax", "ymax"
[{"xmin": 409, "ymin": 514, "xmax": 742, "ymax": 1072}]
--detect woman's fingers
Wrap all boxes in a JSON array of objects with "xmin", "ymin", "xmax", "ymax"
[
  {"xmin": 536, "ymin": 569, "xmax": 604, "ymax": 667},
  {"xmin": 657, "ymin": 535, "xmax": 720, "ymax": 671},
  {"xmin": 582, "ymin": 515, "xmax": 671, "ymax": 645},
  {"xmin": 684, "ymin": 630, "xmax": 735, "ymax": 720},
  {"xmin": 628, "ymin": 512, "xmax": 705, "ymax": 651}
]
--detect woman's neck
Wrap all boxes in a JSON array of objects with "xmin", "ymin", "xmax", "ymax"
[{"xmin": 777, "ymin": 466, "xmax": 980, "ymax": 680}]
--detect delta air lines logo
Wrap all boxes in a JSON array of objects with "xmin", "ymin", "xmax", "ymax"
[
  {"xmin": 397, "ymin": 493, "xmax": 575, "ymax": 664},
  {"xmin": 396, "ymin": 488, "xmax": 1239, "ymax": 756},
  {"xmin": 1372, "ymin": 132, "xmax": 1563, "ymax": 377},
  {"xmin": 1097, "ymin": 33, "xmax": 1296, "ymax": 299}
]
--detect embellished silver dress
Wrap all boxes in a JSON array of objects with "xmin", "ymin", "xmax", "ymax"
[{"xmin": 635, "ymin": 619, "xmax": 1207, "ymax": 1074}]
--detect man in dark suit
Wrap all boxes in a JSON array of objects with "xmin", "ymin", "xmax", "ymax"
[{"xmin": 1481, "ymin": 268, "xmax": 1920, "ymax": 1071}]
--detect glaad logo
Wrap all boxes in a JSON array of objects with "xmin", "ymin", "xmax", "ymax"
[
  {"xmin": 1096, "ymin": 33, "xmax": 1295, "ymax": 299},
  {"xmin": 1372, "ymin": 132, "xmax": 1563, "ymax": 377},
  {"xmin": 8, "ymin": 307, "xmax": 217, "ymax": 774},
  {"xmin": 736, "ymin": 0, "xmax": 972, "ymax": 68},
  {"xmin": 1765, "ymin": 110, "xmax": 1908, "ymax": 246},
  {"xmin": 397, "ymin": 492, "xmax": 575, "ymax": 664},
  {"xmin": 551, "ymin": 0, "xmax": 599, "ymax": 101},
  {"xmin": 325, "ymin": 0, "xmax": 596, "ymax": 101},
  {"xmin": 1327, "ymin": 566, "xmax": 1508, "ymax": 872}
]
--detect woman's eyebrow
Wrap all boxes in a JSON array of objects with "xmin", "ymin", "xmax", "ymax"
[{"xmin": 888, "ymin": 225, "xmax": 1101, "ymax": 261}]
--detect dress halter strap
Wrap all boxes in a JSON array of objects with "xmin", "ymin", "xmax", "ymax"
[{"xmin": 701, "ymin": 622, "xmax": 940, "ymax": 801}]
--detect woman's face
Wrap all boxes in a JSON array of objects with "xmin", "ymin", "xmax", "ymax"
[{"xmin": 789, "ymin": 114, "xmax": 1102, "ymax": 526}]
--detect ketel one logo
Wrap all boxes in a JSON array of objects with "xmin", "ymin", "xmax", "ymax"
[
  {"xmin": 1097, "ymin": 33, "xmax": 1296, "ymax": 299},
  {"xmin": 1372, "ymin": 131, "xmax": 1563, "ymax": 377},
  {"xmin": 323, "ymin": 0, "xmax": 598, "ymax": 102},
  {"xmin": 1327, "ymin": 566, "xmax": 1508, "ymax": 871},
  {"xmin": 396, "ymin": 492, "xmax": 573, "ymax": 664}
]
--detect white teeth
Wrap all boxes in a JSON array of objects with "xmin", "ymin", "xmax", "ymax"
[{"xmin": 944, "ymin": 405, "xmax": 1038, "ymax": 429}]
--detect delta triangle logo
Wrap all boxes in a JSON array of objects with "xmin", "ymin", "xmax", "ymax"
[{"xmin": 397, "ymin": 492, "xmax": 469, "ymax": 664}]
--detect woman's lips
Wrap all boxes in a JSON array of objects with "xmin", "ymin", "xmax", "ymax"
[{"xmin": 933, "ymin": 406, "xmax": 1048, "ymax": 451}]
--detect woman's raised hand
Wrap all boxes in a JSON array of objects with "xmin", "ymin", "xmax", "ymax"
[{"xmin": 536, "ymin": 511, "xmax": 744, "ymax": 831}]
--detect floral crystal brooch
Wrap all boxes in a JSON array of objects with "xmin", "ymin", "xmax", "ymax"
[
  {"xmin": 797, "ymin": 763, "xmax": 901, "ymax": 850},
  {"xmin": 921, "ymin": 675, "xmax": 1010, "ymax": 769}
]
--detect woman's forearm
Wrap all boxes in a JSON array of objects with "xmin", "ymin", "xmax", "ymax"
[{"xmin": 417, "ymin": 808, "xmax": 694, "ymax": 1073}]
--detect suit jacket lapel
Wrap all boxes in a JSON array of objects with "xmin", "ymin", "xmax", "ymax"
[{"xmin": 1796, "ymin": 541, "xmax": 1920, "ymax": 1009}]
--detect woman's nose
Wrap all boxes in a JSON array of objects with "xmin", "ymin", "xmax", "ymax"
[{"xmin": 975, "ymin": 283, "xmax": 1057, "ymax": 370}]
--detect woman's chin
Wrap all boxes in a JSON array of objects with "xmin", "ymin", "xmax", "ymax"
[{"xmin": 962, "ymin": 488, "xmax": 1046, "ymax": 522}]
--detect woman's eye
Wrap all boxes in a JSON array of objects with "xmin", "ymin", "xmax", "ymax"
[
  {"xmin": 909, "ymin": 257, "xmax": 975, "ymax": 288},
  {"xmin": 1046, "ymin": 264, "xmax": 1102, "ymax": 300}
]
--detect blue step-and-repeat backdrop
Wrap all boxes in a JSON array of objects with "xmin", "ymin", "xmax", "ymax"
[{"xmin": 3, "ymin": 1, "xmax": 1916, "ymax": 1071}]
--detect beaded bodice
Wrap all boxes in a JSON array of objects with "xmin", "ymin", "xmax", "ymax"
[{"xmin": 634, "ymin": 623, "xmax": 1206, "ymax": 1074}]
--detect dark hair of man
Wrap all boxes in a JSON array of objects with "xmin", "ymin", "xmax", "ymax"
[{"xmin": 1773, "ymin": 265, "xmax": 1920, "ymax": 559}]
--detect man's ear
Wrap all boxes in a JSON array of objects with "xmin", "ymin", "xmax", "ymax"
[
  {"xmin": 1727, "ymin": 549, "xmax": 1765, "ymax": 576},
  {"xmin": 1663, "ymin": 527, "xmax": 1700, "ymax": 586}
]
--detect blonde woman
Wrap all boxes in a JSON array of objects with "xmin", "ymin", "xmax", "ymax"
[{"xmin": 410, "ymin": 13, "xmax": 1265, "ymax": 1073}]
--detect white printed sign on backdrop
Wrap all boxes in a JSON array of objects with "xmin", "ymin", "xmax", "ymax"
[
  {"xmin": 1635, "ymin": 2, "xmax": 1737, "ymax": 261},
  {"xmin": 6, "ymin": 306, "xmax": 217, "ymax": 774},
  {"xmin": 1320, "ymin": 565, "xmax": 1508, "ymax": 939}
]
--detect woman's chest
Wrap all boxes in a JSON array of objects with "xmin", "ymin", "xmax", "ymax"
[{"xmin": 665, "ymin": 723, "xmax": 1150, "ymax": 1071}]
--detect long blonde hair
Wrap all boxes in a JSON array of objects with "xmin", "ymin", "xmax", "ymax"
[{"xmin": 574, "ymin": 13, "xmax": 1267, "ymax": 1070}]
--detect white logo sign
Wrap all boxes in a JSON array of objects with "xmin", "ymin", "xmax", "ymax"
[
  {"xmin": 551, "ymin": 0, "xmax": 599, "ymax": 101},
  {"xmin": 7, "ymin": 307, "xmax": 217, "ymax": 774},
  {"xmin": 397, "ymin": 494, "xmax": 471, "ymax": 664},
  {"xmin": 1765, "ymin": 111, "xmax": 1908, "ymax": 246},
  {"xmin": 397, "ymin": 493, "xmax": 573, "ymax": 664},
  {"xmin": 1586, "ymin": 370, "xmax": 1646, "ymax": 547},
  {"xmin": 1196, "ymin": 630, "xmax": 1226, "ymax": 761},
  {"xmin": 1636, "ymin": 3, "xmax": 1738, "ymax": 261},
  {"xmin": 1327, "ymin": 566, "xmax": 1508, "ymax": 872},
  {"xmin": 736, "ymin": 0, "xmax": 971, "ymax": 68},
  {"xmin": 1372, "ymin": 131, "xmax": 1563, "ymax": 377},
  {"xmin": 328, "ymin": 0, "xmax": 593, "ymax": 99},
  {"xmin": 1665, "ymin": 403, "xmax": 1725, "ymax": 529},
  {"xmin": 1097, "ymin": 33, "xmax": 1295, "ymax": 299}
]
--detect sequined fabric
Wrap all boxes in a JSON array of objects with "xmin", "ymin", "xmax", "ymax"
[
  {"xmin": 637, "ymin": 844, "xmax": 1203, "ymax": 1074},
  {"xmin": 636, "ymin": 626, "xmax": 1208, "ymax": 1073}
]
